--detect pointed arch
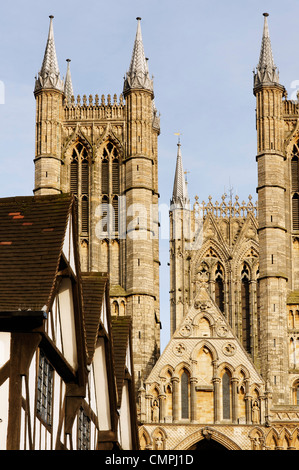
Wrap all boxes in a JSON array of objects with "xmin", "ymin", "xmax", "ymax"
[
  {"xmin": 234, "ymin": 364, "xmax": 250, "ymax": 381},
  {"xmin": 221, "ymin": 368, "xmax": 231, "ymax": 420},
  {"xmin": 241, "ymin": 262, "xmax": 251, "ymax": 353},
  {"xmin": 190, "ymin": 340, "xmax": 218, "ymax": 364},
  {"xmin": 139, "ymin": 427, "xmax": 151, "ymax": 450},
  {"xmin": 292, "ymin": 193, "xmax": 299, "ymax": 230},
  {"xmin": 151, "ymin": 427, "xmax": 167, "ymax": 450},
  {"xmin": 62, "ymin": 127, "xmax": 93, "ymax": 163},
  {"xmin": 68, "ymin": 140, "xmax": 91, "ymax": 236},
  {"xmin": 96, "ymin": 139, "xmax": 122, "ymax": 239},
  {"xmin": 214, "ymin": 262, "xmax": 225, "ymax": 313},
  {"xmin": 265, "ymin": 428, "xmax": 280, "ymax": 450},
  {"xmin": 180, "ymin": 369, "xmax": 190, "ymax": 420},
  {"xmin": 174, "ymin": 427, "xmax": 241, "ymax": 450},
  {"xmin": 159, "ymin": 364, "xmax": 174, "ymax": 381}
]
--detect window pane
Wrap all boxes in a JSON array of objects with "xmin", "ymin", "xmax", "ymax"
[
  {"xmin": 36, "ymin": 351, "xmax": 54, "ymax": 427},
  {"xmin": 181, "ymin": 372, "xmax": 189, "ymax": 419},
  {"xmin": 222, "ymin": 372, "xmax": 230, "ymax": 420}
]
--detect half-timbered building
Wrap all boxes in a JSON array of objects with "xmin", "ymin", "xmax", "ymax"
[{"xmin": 0, "ymin": 193, "xmax": 138, "ymax": 450}]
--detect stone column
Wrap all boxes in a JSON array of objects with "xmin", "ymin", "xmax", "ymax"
[
  {"xmin": 245, "ymin": 395, "xmax": 253, "ymax": 424},
  {"xmin": 259, "ymin": 395, "xmax": 266, "ymax": 425},
  {"xmin": 172, "ymin": 377, "xmax": 180, "ymax": 422},
  {"xmin": 145, "ymin": 393, "xmax": 153, "ymax": 423},
  {"xmin": 231, "ymin": 377, "xmax": 238, "ymax": 423},
  {"xmin": 159, "ymin": 393, "xmax": 166, "ymax": 423},
  {"xmin": 190, "ymin": 378, "xmax": 197, "ymax": 423},
  {"xmin": 213, "ymin": 377, "xmax": 221, "ymax": 423}
]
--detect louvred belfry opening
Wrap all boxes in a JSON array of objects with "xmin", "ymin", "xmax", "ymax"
[{"xmin": 70, "ymin": 141, "xmax": 90, "ymax": 234}]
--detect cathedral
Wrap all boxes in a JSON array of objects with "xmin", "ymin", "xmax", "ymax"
[
  {"xmin": 138, "ymin": 13, "xmax": 299, "ymax": 450},
  {"xmin": 1, "ymin": 10, "xmax": 299, "ymax": 451}
]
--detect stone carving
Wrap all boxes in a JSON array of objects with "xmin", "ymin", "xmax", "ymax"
[
  {"xmin": 222, "ymin": 342, "xmax": 236, "ymax": 356},
  {"xmin": 152, "ymin": 400, "xmax": 159, "ymax": 423},
  {"xmin": 252, "ymin": 401, "xmax": 260, "ymax": 424},
  {"xmin": 215, "ymin": 322, "xmax": 229, "ymax": 337},
  {"xmin": 155, "ymin": 436, "xmax": 163, "ymax": 450},
  {"xmin": 173, "ymin": 343, "xmax": 186, "ymax": 356},
  {"xmin": 179, "ymin": 324, "xmax": 192, "ymax": 337},
  {"xmin": 202, "ymin": 427, "xmax": 213, "ymax": 440}
]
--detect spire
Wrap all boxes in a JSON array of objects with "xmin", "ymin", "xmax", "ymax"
[
  {"xmin": 35, "ymin": 15, "xmax": 64, "ymax": 93},
  {"xmin": 254, "ymin": 13, "xmax": 279, "ymax": 88},
  {"xmin": 64, "ymin": 59, "xmax": 74, "ymax": 103},
  {"xmin": 123, "ymin": 17, "xmax": 153, "ymax": 94},
  {"xmin": 171, "ymin": 140, "xmax": 190, "ymax": 209}
]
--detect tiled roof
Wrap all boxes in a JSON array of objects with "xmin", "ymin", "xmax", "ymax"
[
  {"xmin": 81, "ymin": 272, "xmax": 109, "ymax": 363},
  {"xmin": 0, "ymin": 194, "xmax": 73, "ymax": 312},
  {"xmin": 111, "ymin": 315, "xmax": 132, "ymax": 406}
]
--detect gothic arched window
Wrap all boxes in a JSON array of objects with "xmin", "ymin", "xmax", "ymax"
[
  {"xmin": 181, "ymin": 370, "xmax": 190, "ymax": 420},
  {"xmin": 241, "ymin": 263, "xmax": 251, "ymax": 353},
  {"xmin": 222, "ymin": 371, "xmax": 231, "ymax": 420},
  {"xmin": 100, "ymin": 141, "xmax": 120, "ymax": 237},
  {"xmin": 70, "ymin": 142, "xmax": 90, "ymax": 234},
  {"xmin": 292, "ymin": 145, "xmax": 299, "ymax": 191},
  {"xmin": 215, "ymin": 263, "xmax": 224, "ymax": 313},
  {"xmin": 292, "ymin": 194, "xmax": 299, "ymax": 230},
  {"xmin": 291, "ymin": 144, "xmax": 299, "ymax": 230}
]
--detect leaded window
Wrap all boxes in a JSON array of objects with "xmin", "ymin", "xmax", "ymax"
[
  {"xmin": 99, "ymin": 141, "xmax": 120, "ymax": 237},
  {"xmin": 77, "ymin": 407, "xmax": 91, "ymax": 450},
  {"xmin": 36, "ymin": 350, "xmax": 54, "ymax": 427},
  {"xmin": 222, "ymin": 371, "xmax": 231, "ymax": 420},
  {"xmin": 181, "ymin": 370, "xmax": 189, "ymax": 419},
  {"xmin": 215, "ymin": 263, "xmax": 224, "ymax": 313},
  {"xmin": 241, "ymin": 263, "xmax": 251, "ymax": 353}
]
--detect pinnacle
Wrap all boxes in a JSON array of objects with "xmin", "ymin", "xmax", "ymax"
[
  {"xmin": 34, "ymin": 15, "xmax": 64, "ymax": 93},
  {"xmin": 171, "ymin": 141, "xmax": 190, "ymax": 209},
  {"xmin": 254, "ymin": 13, "xmax": 279, "ymax": 88},
  {"xmin": 64, "ymin": 59, "xmax": 74, "ymax": 103},
  {"xmin": 123, "ymin": 17, "xmax": 153, "ymax": 94}
]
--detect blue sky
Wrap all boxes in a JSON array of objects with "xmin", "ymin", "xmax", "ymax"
[{"xmin": 0, "ymin": 0, "xmax": 299, "ymax": 350}]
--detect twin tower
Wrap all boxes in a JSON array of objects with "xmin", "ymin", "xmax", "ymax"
[{"xmin": 34, "ymin": 13, "xmax": 299, "ymax": 407}]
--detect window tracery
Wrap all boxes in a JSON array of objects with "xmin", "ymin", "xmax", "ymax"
[
  {"xmin": 241, "ymin": 263, "xmax": 251, "ymax": 353},
  {"xmin": 99, "ymin": 141, "xmax": 120, "ymax": 237},
  {"xmin": 70, "ymin": 141, "xmax": 90, "ymax": 234}
]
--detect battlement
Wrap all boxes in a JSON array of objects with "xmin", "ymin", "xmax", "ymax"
[
  {"xmin": 193, "ymin": 194, "xmax": 257, "ymax": 219},
  {"xmin": 63, "ymin": 93, "xmax": 125, "ymax": 120}
]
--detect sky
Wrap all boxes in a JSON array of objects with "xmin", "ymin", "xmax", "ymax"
[{"xmin": 1, "ymin": 0, "xmax": 299, "ymax": 351}]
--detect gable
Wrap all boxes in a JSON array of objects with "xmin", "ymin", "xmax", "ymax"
[
  {"xmin": 62, "ymin": 214, "xmax": 76, "ymax": 275},
  {"xmin": 146, "ymin": 287, "xmax": 263, "ymax": 388}
]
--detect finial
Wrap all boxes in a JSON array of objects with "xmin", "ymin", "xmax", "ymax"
[
  {"xmin": 66, "ymin": 58, "xmax": 71, "ymax": 62},
  {"xmin": 49, "ymin": 15, "xmax": 54, "ymax": 19},
  {"xmin": 174, "ymin": 132, "xmax": 182, "ymax": 144},
  {"xmin": 263, "ymin": 12, "xmax": 269, "ymax": 17},
  {"xmin": 136, "ymin": 17, "xmax": 141, "ymax": 21}
]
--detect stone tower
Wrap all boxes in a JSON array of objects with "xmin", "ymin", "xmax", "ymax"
[
  {"xmin": 138, "ymin": 13, "xmax": 299, "ymax": 451},
  {"xmin": 33, "ymin": 16, "xmax": 161, "ymax": 387},
  {"xmin": 253, "ymin": 13, "xmax": 290, "ymax": 404}
]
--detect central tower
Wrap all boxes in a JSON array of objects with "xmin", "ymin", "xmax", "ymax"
[{"xmin": 33, "ymin": 16, "xmax": 161, "ymax": 387}]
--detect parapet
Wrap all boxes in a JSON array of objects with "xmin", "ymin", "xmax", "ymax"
[
  {"xmin": 63, "ymin": 93, "xmax": 125, "ymax": 120},
  {"xmin": 193, "ymin": 194, "xmax": 257, "ymax": 219}
]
